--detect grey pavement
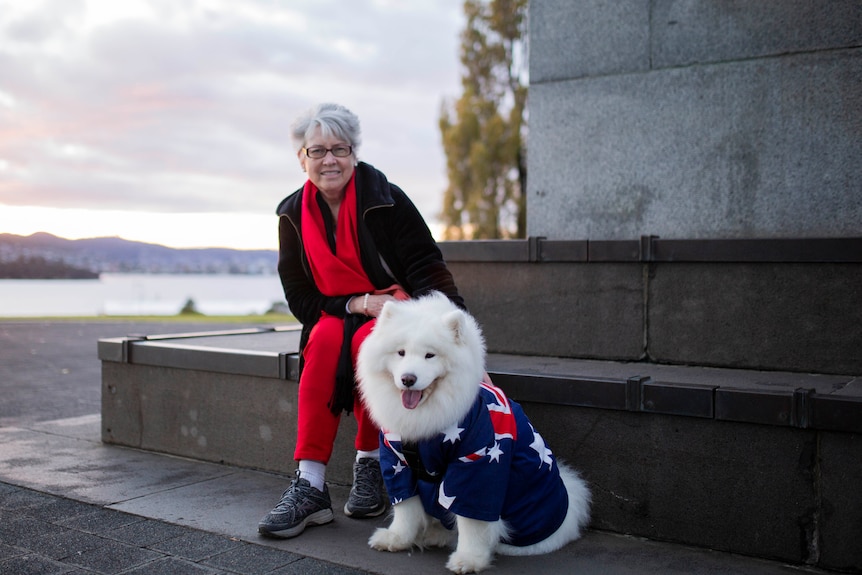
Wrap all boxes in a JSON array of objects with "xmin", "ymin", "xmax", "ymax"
[{"xmin": 0, "ymin": 320, "xmax": 836, "ymax": 574}]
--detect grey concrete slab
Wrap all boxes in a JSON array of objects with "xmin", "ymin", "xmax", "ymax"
[
  {"xmin": 107, "ymin": 466, "xmax": 303, "ymax": 540},
  {"xmin": 148, "ymin": 529, "xmax": 245, "ymax": 563},
  {"xmin": 448, "ymin": 261, "xmax": 645, "ymax": 360},
  {"xmin": 0, "ymin": 423, "xmax": 236, "ymax": 506},
  {"xmin": 61, "ymin": 537, "xmax": 164, "ymax": 573},
  {"xmin": 28, "ymin": 413, "xmax": 103, "ymax": 441},
  {"xmin": 649, "ymin": 262, "xmax": 862, "ymax": 374},
  {"xmin": 197, "ymin": 543, "xmax": 303, "ymax": 574},
  {"xmin": 0, "ymin": 554, "xmax": 79, "ymax": 575},
  {"xmin": 529, "ymin": 0, "xmax": 650, "ymax": 82},
  {"xmin": 651, "ymin": 0, "xmax": 862, "ymax": 68},
  {"xmin": 100, "ymin": 360, "xmax": 359, "ymax": 485},
  {"xmin": 528, "ymin": 50, "xmax": 862, "ymax": 241}
]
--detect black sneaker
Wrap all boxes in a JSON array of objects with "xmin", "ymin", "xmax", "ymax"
[
  {"xmin": 258, "ymin": 470, "xmax": 334, "ymax": 538},
  {"xmin": 343, "ymin": 457, "xmax": 387, "ymax": 518}
]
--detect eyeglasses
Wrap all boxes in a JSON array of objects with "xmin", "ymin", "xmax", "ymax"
[{"xmin": 302, "ymin": 145, "xmax": 353, "ymax": 159}]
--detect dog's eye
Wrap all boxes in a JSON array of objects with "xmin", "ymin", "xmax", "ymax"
[
  {"xmin": 425, "ymin": 353, "xmax": 435, "ymax": 359},
  {"xmin": 397, "ymin": 350, "xmax": 405, "ymax": 357}
]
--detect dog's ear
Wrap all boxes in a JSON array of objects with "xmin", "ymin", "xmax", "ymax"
[
  {"xmin": 444, "ymin": 309, "xmax": 467, "ymax": 345},
  {"xmin": 377, "ymin": 300, "xmax": 396, "ymax": 324}
]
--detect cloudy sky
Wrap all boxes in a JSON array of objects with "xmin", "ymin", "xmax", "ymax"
[{"xmin": 0, "ymin": 0, "xmax": 465, "ymax": 250}]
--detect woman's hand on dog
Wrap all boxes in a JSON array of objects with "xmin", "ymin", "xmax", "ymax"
[{"xmin": 349, "ymin": 293, "xmax": 398, "ymax": 317}]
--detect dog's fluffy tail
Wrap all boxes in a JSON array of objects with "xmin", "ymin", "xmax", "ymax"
[{"xmin": 496, "ymin": 462, "xmax": 591, "ymax": 556}]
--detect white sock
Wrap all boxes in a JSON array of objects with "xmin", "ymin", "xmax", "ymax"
[
  {"xmin": 356, "ymin": 449, "xmax": 380, "ymax": 462},
  {"xmin": 297, "ymin": 460, "xmax": 326, "ymax": 491}
]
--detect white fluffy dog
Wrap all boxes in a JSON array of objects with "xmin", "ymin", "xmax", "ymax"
[{"xmin": 357, "ymin": 292, "xmax": 590, "ymax": 574}]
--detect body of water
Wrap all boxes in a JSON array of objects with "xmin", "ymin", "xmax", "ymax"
[{"xmin": 0, "ymin": 273, "xmax": 287, "ymax": 317}]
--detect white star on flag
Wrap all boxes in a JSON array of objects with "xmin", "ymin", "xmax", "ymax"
[
  {"xmin": 392, "ymin": 460, "xmax": 406, "ymax": 475},
  {"xmin": 487, "ymin": 441, "xmax": 504, "ymax": 462},
  {"xmin": 442, "ymin": 424, "xmax": 465, "ymax": 444},
  {"xmin": 528, "ymin": 424, "xmax": 554, "ymax": 469}
]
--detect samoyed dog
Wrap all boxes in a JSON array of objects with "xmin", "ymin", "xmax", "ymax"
[{"xmin": 356, "ymin": 292, "xmax": 590, "ymax": 574}]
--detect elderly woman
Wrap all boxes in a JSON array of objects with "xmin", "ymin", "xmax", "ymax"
[{"xmin": 258, "ymin": 103, "xmax": 464, "ymax": 538}]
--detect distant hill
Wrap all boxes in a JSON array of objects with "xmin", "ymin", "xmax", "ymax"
[
  {"xmin": 0, "ymin": 255, "xmax": 100, "ymax": 279},
  {"xmin": 0, "ymin": 233, "xmax": 278, "ymax": 276}
]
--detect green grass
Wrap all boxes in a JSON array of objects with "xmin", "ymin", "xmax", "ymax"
[{"xmin": 0, "ymin": 313, "xmax": 299, "ymax": 324}]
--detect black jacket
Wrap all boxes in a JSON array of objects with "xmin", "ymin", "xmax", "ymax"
[{"xmin": 276, "ymin": 162, "xmax": 464, "ymax": 351}]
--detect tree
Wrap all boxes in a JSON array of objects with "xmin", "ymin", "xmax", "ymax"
[
  {"xmin": 439, "ymin": 0, "xmax": 528, "ymax": 239},
  {"xmin": 179, "ymin": 297, "xmax": 202, "ymax": 315}
]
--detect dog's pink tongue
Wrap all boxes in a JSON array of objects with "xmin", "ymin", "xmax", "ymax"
[{"xmin": 401, "ymin": 390, "xmax": 422, "ymax": 410}]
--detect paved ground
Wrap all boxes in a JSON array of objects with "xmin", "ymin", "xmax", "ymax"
[
  {"xmin": 0, "ymin": 320, "xmax": 838, "ymax": 574},
  {"xmin": 0, "ymin": 321, "xmax": 250, "ymax": 428}
]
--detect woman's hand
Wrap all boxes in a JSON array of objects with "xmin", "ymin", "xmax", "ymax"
[{"xmin": 351, "ymin": 293, "xmax": 397, "ymax": 317}]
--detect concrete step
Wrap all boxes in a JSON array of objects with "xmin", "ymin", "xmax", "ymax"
[{"xmin": 98, "ymin": 326, "xmax": 862, "ymax": 573}]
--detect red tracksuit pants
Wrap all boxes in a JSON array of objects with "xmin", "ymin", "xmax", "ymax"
[{"xmin": 293, "ymin": 314, "xmax": 379, "ymax": 464}]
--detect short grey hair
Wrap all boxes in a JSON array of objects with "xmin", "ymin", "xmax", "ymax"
[{"xmin": 290, "ymin": 103, "xmax": 362, "ymax": 156}]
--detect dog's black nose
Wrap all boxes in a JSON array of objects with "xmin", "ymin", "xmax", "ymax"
[{"xmin": 401, "ymin": 374, "xmax": 416, "ymax": 388}]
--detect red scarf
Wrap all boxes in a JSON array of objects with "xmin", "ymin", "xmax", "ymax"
[
  {"xmin": 301, "ymin": 174, "xmax": 375, "ymax": 297},
  {"xmin": 300, "ymin": 173, "xmax": 409, "ymax": 415}
]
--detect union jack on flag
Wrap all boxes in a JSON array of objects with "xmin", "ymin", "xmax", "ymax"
[{"xmin": 481, "ymin": 382, "xmax": 517, "ymax": 441}]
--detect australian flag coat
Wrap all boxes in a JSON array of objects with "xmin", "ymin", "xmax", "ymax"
[{"xmin": 378, "ymin": 382, "xmax": 569, "ymax": 547}]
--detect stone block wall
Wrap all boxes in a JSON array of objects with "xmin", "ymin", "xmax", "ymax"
[{"xmin": 528, "ymin": 0, "xmax": 862, "ymax": 240}]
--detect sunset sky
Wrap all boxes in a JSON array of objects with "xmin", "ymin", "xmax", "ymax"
[{"xmin": 0, "ymin": 0, "xmax": 464, "ymax": 250}]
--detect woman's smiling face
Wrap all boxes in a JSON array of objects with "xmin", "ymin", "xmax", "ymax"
[{"xmin": 299, "ymin": 127, "xmax": 356, "ymax": 201}]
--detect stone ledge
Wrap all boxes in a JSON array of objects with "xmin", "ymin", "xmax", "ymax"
[
  {"xmin": 98, "ymin": 326, "xmax": 302, "ymax": 379},
  {"xmin": 99, "ymin": 328, "xmax": 861, "ymax": 434},
  {"xmin": 486, "ymin": 354, "xmax": 861, "ymax": 434},
  {"xmin": 438, "ymin": 236, "xmax": 862, "ymax": 263}
]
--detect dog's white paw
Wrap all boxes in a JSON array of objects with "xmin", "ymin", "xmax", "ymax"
[
  {"xmin": 445, "ymin": 548, "xmax": 493, "ymax": 573},
  {"xmin": 368, "ymin": 527, "xmax": 414, "ymax": 552},
  {"xmin": 420, "ymin": 520, "xmax": 456, "ymax": 549}
]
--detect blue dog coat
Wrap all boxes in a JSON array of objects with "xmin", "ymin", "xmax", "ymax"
[{"xmin": 379, "ymin": 383, "xmax": 569, "ymax": 547}]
